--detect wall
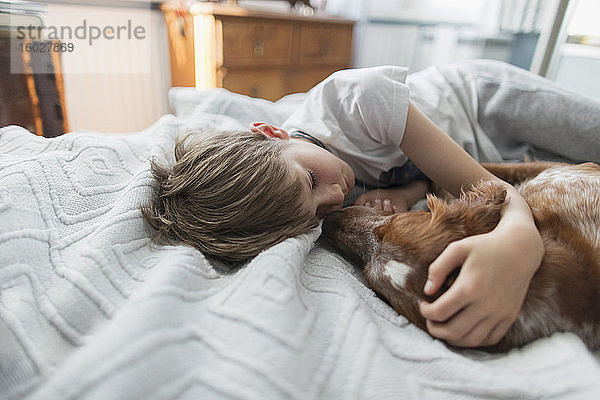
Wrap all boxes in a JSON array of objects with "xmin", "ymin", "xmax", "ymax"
[
  {"xmin": 327, "ymin": 0, "xmax": 513, "ymax": 72},
  {"xmin": 551, "ymin": 44, "xmax": 600, "ymax": 102},
  {"xmin": 546, "ymin": 0, "xmax": 600, "ymax": 101},
  {"xmin": 327, "ymin": 0, "xmax": 562, "ymax": 73},
  {"xmin": 43, "ymin": 2, "xmax": 171, "ymax": 133}
]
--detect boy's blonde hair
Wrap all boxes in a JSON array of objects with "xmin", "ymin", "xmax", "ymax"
[{"xmin": 141, "ymin": 130, "xmax": 319, "ymax": 263}]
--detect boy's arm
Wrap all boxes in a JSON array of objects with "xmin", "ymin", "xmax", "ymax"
[{"xmin": 401, "ymin": 102, "xmax": 544, "ymax": 348}]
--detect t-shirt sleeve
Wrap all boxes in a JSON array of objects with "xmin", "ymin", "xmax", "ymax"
[
  {"xmin": 282, "ymin": 65, "xmax": 410, "ymax": 148},
  {"xmin": 342, "ymin": 66, "xmax": 410, "ymax": 147}
]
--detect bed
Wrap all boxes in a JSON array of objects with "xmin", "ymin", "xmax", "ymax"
[{"xmin": 2, "ymin": 67, "xmax": 600, "ymax": 400}]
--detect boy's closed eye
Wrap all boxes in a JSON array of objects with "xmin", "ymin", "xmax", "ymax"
[{"xmin": 307, "ymin": 169, "xmax": 318, "ymax": 189}]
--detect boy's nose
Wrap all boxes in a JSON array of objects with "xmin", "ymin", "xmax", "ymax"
[
  {"xmin": 316, "ymin": 185, "xmax": 345, "ymax": 217},
  {"xmin": 330, "ymin": 183, "xmax": 346, "ymax": 204}
]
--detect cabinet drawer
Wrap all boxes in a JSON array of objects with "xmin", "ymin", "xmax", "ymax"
[
  {"xmin": 297, "ymin": 24, "xmax": 352, "ymax": 66},
  {"xmin": 288, "ymin": 67, "xmax": 343, "ymax": 94},
  {"xmin": 219, "ymin": 18, "xmax": 293, "ymax": 67},
  {"xmin": 220, "ymin": 68, "xmax": 287, "ymax": 101},
  {"xmin": 0, "ymin": 97, "xmax": 35, "ymax": 133}
]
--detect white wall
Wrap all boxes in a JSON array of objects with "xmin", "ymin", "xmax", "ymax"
[
  {"xmin": 328, "ymin": 0, "xmax": 509, "ymax": 72},
  {"xmin": 552, "ymin": 44, "xmax": 600, "ymax": 102},
  {"xmin": 363, "ymin": 0, "xmax": 498, "ymax": 27},
  {"xmin": 44, "ymin": 3, "xmax": 171, "ymax": 133},
  {"xmin": 546, "ymin": 0, "xmax": 600, "ymax": 101}
]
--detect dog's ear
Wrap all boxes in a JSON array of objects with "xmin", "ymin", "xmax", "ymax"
[
  {"xmin": 374, "ymin": 223, "xmax": 391, "ymax": 242},
  {"xmin": 455, "ymin": 181, "xmax": 507, "ymax": 234},
  {"xmin": 462, "ymin": 181, "xmax": 507, "ymax": 207},
  {"xmin": 426, "ymin": 193, "xmax": 447, "ymax": 215},
  {"xmin": 427, "ymin": 193, "xmax": 467, "ymax": 231}
]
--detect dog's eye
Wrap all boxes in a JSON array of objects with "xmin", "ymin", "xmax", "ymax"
[{"xmin": 308, "ymin": 169, "xmax": 318, "ymax": 188}]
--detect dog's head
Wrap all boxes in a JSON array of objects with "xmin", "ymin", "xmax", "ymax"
[{"xmin": 322, "ymin": 181, "xmax": 507, "ymax": 331}]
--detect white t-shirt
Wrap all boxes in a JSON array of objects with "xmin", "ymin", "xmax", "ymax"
[{"xmin": 281, "ymin": 66, "xmax": 413, "ymax": 187}]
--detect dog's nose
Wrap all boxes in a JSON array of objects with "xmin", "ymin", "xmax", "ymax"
[{"xmin": 322, "ymin": 209, "xmax": 344, "ymax": 239}]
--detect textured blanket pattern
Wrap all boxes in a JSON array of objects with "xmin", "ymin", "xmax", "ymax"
[{"xmin": 2, "ymin": 108, "xmax": 600, "ymax": 399}]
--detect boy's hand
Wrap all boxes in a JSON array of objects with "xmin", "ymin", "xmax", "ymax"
[
  {"xmin": 355, "ymin": 188, "xmax": 407, "ymax": 214},
  {"xmin": 354, "ymin": 181, "xmax": 429, "ymax": 215},
  {"xmin": 419, "ymin": 223, "xmax": 542, "ymax": 347}
]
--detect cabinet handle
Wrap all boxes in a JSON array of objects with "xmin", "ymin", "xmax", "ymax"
[{"xmin": 253, "ymin": 40, "xmax": 264, "ymax": 58}]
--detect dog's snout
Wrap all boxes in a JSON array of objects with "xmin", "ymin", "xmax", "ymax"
[
  {"xmin": 322, "ymin": 209, "xmax": 344, "ymax": 239},
  {"xmin": 321, "ymin": 206, "xmax": 392, "ymax": 265}
]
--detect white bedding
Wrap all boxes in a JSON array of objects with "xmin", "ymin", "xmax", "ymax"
[{"xmin": 1, "ymin": 85, "xmax": 600, "ymax": 400}]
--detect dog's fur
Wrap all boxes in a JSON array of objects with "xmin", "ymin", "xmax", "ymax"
[{"xmin": 322, "ymin": 162, "xmax": 600, "ymax": 352}]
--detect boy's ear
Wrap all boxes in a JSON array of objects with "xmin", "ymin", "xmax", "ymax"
[{"xmin": 249, "ymin": 122, "xmax": 290, "ymax": 140}]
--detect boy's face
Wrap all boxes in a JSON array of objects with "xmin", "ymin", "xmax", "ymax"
[
  {"xmin": 250, "ymin": 122, "xmax": 355, "ymax": 217},
  {"xmin": 283, "ymin": 139, "xmax": 355, "ymax": 217}
]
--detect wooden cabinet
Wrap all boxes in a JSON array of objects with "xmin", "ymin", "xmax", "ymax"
[
  {"xmin": 0, "ymin": 38, "xmax": 68, "ymax": 137},
  {"xmin": 162, "ymin": 3, "xmax": 355, "ymax": 101}
]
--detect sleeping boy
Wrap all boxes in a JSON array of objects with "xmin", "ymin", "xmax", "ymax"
[{"xmin": 142, "ymin": 60, "xmax": 600, "ymax": 348}]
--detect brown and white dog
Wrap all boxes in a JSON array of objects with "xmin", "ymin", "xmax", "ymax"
[{"xmin": 322, "ymin": 162, "xmax": 600, "ymax": 352}]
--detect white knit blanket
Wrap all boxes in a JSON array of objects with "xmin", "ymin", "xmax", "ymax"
[{"xmin": 1, "ymin": 85, "xmax": 600, "ymax": 400}]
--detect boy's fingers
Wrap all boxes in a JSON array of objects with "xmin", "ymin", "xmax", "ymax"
[
  {"xmin": 480, "ymin": 319, "xmax": 508, "ymax": 347},
  {"xmin": 425, "ymin": 306, "xmax": 485, "ymax": 344},
  {"xmin": 382, "ymin": 199, "xmax": 392, "ymax": 212},
  {"xmin": 447, "ymin": 316, "xmax": 491, "ymax": 347},
  {"xmin": 425, "ymin": 240, "xmax": 469, "ymax": 295},
  {"xmin": 420, "ymin": 281, "xmax": 469, "ymax": 322},
  {"xmin": 358, "ymin": 199, "xmax": 382, "ymax": 211},
  {"xmin": 355, "ymin": 193, "xmax": 402, "ymax": 214}
]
